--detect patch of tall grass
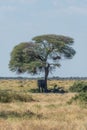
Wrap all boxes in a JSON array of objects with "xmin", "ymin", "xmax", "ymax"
[{"xmin": 0, "ymin": 90, "xmax": 35, "ymax": 103}]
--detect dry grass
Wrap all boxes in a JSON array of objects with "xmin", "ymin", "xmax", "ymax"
[{"xmin": 0, "ymin": 79, "xmax": 87, "ymax": 130}]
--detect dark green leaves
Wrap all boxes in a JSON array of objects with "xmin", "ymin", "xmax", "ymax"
[
  {"xmin": 33, "ymin": 34, "xmax": 74, "ymax": 45},
  {"xmin": 9, "ymin": 34, "xmax": 76, "ymax": 75}
]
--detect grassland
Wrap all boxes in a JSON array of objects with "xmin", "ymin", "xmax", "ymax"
[{"xmin": 0, "ymin": 79, "xmax": 87, "ymax": 130}]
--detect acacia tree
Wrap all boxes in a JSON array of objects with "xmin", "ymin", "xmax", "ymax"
[{"xmin": 9, "ymin": 34, "xmax": 76, "ymax": 92}]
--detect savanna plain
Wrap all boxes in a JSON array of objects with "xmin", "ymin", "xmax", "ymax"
[{"xmin": 0, "ymin": 79, "xmax": 87, "ymax": 130}]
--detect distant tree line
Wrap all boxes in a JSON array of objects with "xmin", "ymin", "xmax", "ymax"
[{"xmin": 0, "ymin": 77, "xmax": 87, "ymax": 80}]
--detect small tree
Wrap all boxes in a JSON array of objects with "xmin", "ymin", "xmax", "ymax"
[{"xmin": 9, "ymin": 34, "xmax": 76, "ymax": 92}]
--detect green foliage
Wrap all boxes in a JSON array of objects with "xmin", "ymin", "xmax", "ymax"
[
  {"xmin": 68, "ymin": 92, "xmax": 87, "ymax": 105},
  {"xmin": 69, "ymin": 81, "xmax": 87, "ymax": 92},
  {"xmin": 33, "ymin": 34, "xmax": 76, "ymax": 59},
  {"xmin": 32, "ymin": 34, "xmax": 74, "ymax": 45},
  {"xmin": 9, "ymin": 34, "xmax": 76, "ymax": 75},
  {"xmin": 0, "ymin": 90, "xmax": 35, "ymax": 103},
  {"xmin": 78, "ymin": 92, "xmax": 87, "ymax": 103},
  {"xmin": 9, "ymin": 42, "xmax": 37, "ymax": 73},
  {"xmin": 68, "ymin": 81, "xmax": 87, "ymax": 106}
]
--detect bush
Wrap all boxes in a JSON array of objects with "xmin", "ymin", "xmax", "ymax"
[
  {"xmin": 68, "ymin": 92, "xmax": 87, "ymax": 105},
  {"xmin": 69, "ymin": 81, "xmax": 87, "ymax": 92},
  {"xmin": 68, "ymin": 81, "xmax": 87, "ymax": 106},
  {"xmin": 0, "ymin": 90, "xmax": 35, "ymax": 103},
  {"xmin": 77, "ymin": 92, "xmax": 87, "ymax": 103}
]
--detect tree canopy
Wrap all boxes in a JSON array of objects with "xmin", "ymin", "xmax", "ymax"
[{"xmin": 9, "ymin": 34, "xmax": 76, "ymax": 92}]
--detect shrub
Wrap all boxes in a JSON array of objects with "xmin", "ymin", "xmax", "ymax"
[
  {"xmin": 68, "ymin": 92, "xmax": 87, "ymax": 105},
  {"xmin": 69, "ymin": 81, "xmax": 87, "ymax": 92},
  {"xmin": 77, "ymin": 92, "xmax": 87, "ymax": 103},
  {"xmin": 68, "ymin": 81, "xmax": 87, "ymax": 106}
]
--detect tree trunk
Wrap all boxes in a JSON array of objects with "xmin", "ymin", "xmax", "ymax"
[{"xmin": 44, "ymin": 64, "xmax": 50, "ymax": 92}]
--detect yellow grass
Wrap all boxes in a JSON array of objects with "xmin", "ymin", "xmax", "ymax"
[{"xmin": 0, "ymin": 79, "xmax": 87, "ymax": 130}]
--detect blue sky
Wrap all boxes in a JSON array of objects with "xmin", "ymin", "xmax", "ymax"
[{"xmin": 0, "ymin": 0, "xmax": 87, "ymax": 77}]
